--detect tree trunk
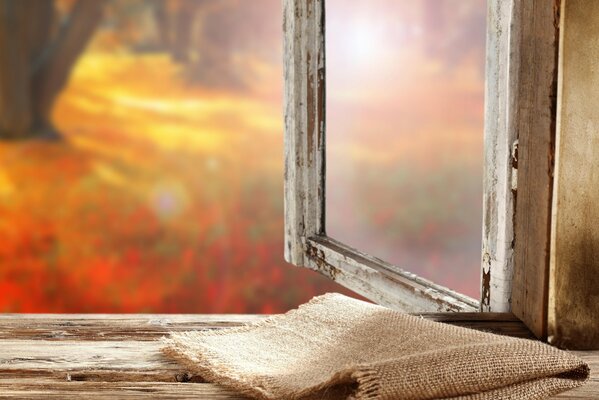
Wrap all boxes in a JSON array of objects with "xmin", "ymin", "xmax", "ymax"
[
  {"xmin": 32, "ymin": 0, "xmax": 105, "ymax": 136},
  {"xmin": 0, "ymin": 0, "xmax": 105, "ymax": 140},
  {"xmin": 152, "ymin": 0, "xmax": 171, "ymax": 51},
  {"xmin": 0, "ymin": 0, "xmax": 32, "ymax": 139}
]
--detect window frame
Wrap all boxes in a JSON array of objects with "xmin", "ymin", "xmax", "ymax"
[{"xmin": 283, "ymin": 0, "xmax": 559, "ymax": 338}]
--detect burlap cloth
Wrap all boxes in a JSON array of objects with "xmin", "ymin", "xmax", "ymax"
[{"xmin": 162, "ymin": 293, "xmax": 589, "ymax": 400}]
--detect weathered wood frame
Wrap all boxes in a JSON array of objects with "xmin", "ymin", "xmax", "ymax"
[
  {"xmin": 283, "ymin": 0, "xmax": 559, "ymax": 324},
  {"xmin": 548, "ymin": 0, "xmax": 599, "ymax": 350},
  {"xmin": 483, "ymin": 0, "xmax": 560, "ymax": 340}
]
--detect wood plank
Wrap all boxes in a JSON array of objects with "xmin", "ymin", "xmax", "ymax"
[
  {"xmin": 0, "ymin": 339, "xmax": 180, "ymax": 372},
  {"xmin": 0, "ymin": 313, "xmax": 529, "ymax": 340},
  {"xmin": 0, "ymin": 315, "xmax": 595, "ymax": 399},
  {"xmin": 483, "ymin": 0, "xmax": 560, "ymax": 334},
  {"xmin": 416, "ymin": 313, "xmax": 535, "ymax": 339},
  {"xmin": 0, "ymin": 378, "xmax": 595, "ymax": 399},
  {"xmin": 306, "ymin": 237, "xmax": 479, "ymax": 312},
  {"xmin": 0, "ymin": 381, "xmax": 247, "ymax": 399},
  {"xmin": 0, "ymin": 314, "xmax": 265, "ymax": 341},
  {"xmin": 481, "ymin": 0, "xmax": 519, "ymax": 313},
  {"xmin": 510, "ymin": 0, "xmax": 560, "ymax": 340},
  {"xmin": 548, "ymin": 0, "xmax": 599, "ymax": 350},
  {"xmin": 283, "ymin": 0, "xmax": 326, "ymax": 266}
]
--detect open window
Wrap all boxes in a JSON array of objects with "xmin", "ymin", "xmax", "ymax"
[{"xmin": 283, "ymin": 0, "xmax": 560, "ymax": 340}]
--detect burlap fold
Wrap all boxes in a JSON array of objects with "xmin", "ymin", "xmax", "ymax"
[{"xmin": 162, "ymin": 293, "xmax": 589, "ymax": 400}]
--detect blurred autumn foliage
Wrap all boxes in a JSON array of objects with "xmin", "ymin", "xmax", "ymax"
[
  {"xmin": 0, "ymin": 0, "xmax": 486, "ymax": 312},
  {"xmin": 0, "ymin": 0, "xmax": 357, "ymax": 313}
]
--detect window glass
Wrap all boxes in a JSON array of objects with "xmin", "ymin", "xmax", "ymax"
[{"xmin": 326, "ymin": 0, "xmax": 486, "ymax": 298}]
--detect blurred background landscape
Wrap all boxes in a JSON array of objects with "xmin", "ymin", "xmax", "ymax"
[
  {"xmin": 326, "ymin": 0, "xmax": 485, "ymax": 298},
  {"xmin": 0, "ymin": 0, "xmax": 485, "ymax": 312}
]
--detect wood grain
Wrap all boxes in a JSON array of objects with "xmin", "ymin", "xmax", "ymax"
[
  {"xmin": 481, "ymin": 0, "xmax": 519, "ymax": 313},
  {"xmin": 482, "ymin": 0, "xmax": 560, "ymax": 331},
  {"xmin": 0, "ymin": 381, "xmax": 247, "ymax": 400},
  {"xmin": 0, "ymin": 314, "xmax": 595, "ymax": 399},
  {"xmin": 306, "ymin": 236, "xmax": 479, "ymax": 312},
  {"xmin": 0, "ymin": 314, "xmax": 264, "ymax": 341},
  {"xmin": 283, "ymin": 0, "xmax": 326, "ymax": 266},
  {"xmin": 549, "ymin": 0, "xmax": 599, "ymax": 350},
  {"xmin": 510, "ymin": 0, "xmax": 560, "ymax": 340}
]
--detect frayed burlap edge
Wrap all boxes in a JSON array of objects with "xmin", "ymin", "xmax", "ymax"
[
  {"xmin": 161, "ymin": 293, "xmax": 590, "ymax": 400},
  {"xmin": 161, "ymin": 294, "xmax": 345, "ymax": 400}
]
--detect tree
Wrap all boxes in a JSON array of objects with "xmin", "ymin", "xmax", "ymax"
[
  {"xmin": 0, "ymin": 0, "xmax": 106, "ymax": 140},
  {"xmin": 149, "ymin": 0, "xmax": 280, "ymax": 91},
  {"xmin": 151, "ymin": 0, "xmax": 207, "ymax": 64}
]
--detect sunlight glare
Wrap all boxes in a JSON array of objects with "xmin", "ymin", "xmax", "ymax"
[{"xmin": 337, "ymin": 19, "xmax": 388, "ymax": 66}]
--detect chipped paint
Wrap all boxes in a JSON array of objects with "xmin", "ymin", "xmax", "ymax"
[
  {"xmin": 306, "ymin": 241, "xmax": 339, "ymax": 280},
  {"xmin": 306, "ymin": 236, "xmax": 478, "ymax": 313},
  {"xmin": 481, "ymin": 252, "xmax": 492, "ymax": 310},
  {"xmin": 283, "ymin": 0, "xmax": 325, "ymax": 266},
  {"xmin": 481, "ymin": 0, "xmax": 526, "ymax": 313}
]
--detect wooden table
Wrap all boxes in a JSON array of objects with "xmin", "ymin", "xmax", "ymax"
[{"xmin": 0, "ymin": 313, "xmax": 596, "ymax": 399}]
